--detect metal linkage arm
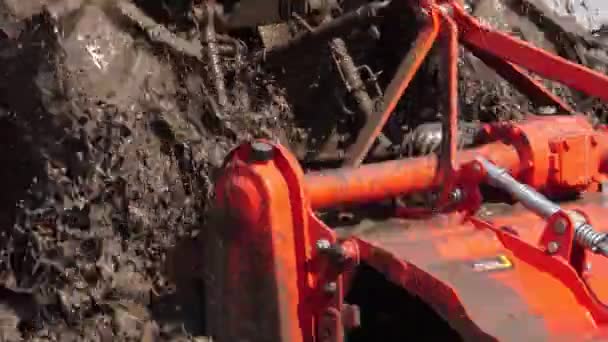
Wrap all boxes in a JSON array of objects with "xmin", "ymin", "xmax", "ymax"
[
  {"xmin": 478, "ymin": 157, "xmax": 608, "ymax": 257},
  {"xmin": 452, "ymin": 3, "xmax": 608, "ymax": 103},
  {"xmin": 478, "ymin": 157, "xmax": 560, "ymax": 218}
]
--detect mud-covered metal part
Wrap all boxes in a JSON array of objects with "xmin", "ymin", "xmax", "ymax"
[
  {"xmin": 330, "ymin": 37, "xmax": 376, "ymax": 123},
  {"xmin": 402, "ymin": 121, "xmax": 482, "ymax": 156},
  {"xmin": 221, "ymin": 0, "xmax": 339, "ymax": 28},
  {"xmin": 329, "ymin": 35, "xmax": 393, "ymax": 150},
  {"xmin": 479, "ymin": 157, "xmax": 608, "ymax": 256},
  {"xmin": 118, "ymin": 1, "xmax": 241, "ymax": 60},
  {"xmin": 208, "ymin": 0, "xmax": 608, "ymax": 339},
  {"xmin": 260, "ymin": 1, "xmax": 391, "ymax": 60},
  {"xmin": 203, "ymin": 1, "xmax": 228, "ymax": 107},
  {"xmin": 223, "ymin": 35, "xmax": 251, "ymax": 109}
]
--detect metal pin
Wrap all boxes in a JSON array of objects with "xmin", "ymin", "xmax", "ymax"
[
  {"xmin": 547, "ymin": 241, "xmax": 560, "ymax": 254},
  {"xmin": 316, "ymin": 239, "xmax": 331, "ymax": 251}
]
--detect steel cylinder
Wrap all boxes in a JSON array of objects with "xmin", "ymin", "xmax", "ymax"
[{"xmin": 304, "ymin": 141, "xmax": 521, "ymax": 209}]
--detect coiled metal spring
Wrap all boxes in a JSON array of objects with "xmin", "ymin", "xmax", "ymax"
[{"xmin": 574, "ymin": 222, "xmax": 607, "ymax": 252}]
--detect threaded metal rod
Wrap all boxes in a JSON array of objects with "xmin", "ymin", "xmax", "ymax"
[
  {"xmin": 478, "ymin": 158, "xmax": 560, "ymax": 218},
  {"xmin": 574, "ymin": 222, "xmax": 608, "ymax": 256},
  {"xmin": 478, "ymin": 158, "xmax": 608, "ymax": 256}
]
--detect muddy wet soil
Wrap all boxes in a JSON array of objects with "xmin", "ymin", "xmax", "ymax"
[{"xmin": 0, "ymin": 1, "xmax": 606, "ymax": 341}]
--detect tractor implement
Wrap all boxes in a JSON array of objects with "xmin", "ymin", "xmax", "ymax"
[{"xmin": 205, "ymin": 0, "xmax": 608, "ymax": 341}]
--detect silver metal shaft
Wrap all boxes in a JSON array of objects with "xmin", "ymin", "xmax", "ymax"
[{"xmin": 478, "ymin": 158, "xmax": 608, "ymax": 256}]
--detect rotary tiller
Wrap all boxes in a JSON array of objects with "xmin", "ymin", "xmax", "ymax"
[{"xmin": 205, "ymin": 0, "xmax": 608, "ymax": 341}]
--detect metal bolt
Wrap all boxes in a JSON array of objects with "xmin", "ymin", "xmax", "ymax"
[
  {"xmin": 471, "ymin": 161, "xmax": 483, "ymax": 175},
  {"xmin": 553, "ymin": 218, "xmax": 567, "ymax": 235},
  {"xmin": 538, "ymin": 106, "xmax": 557, "ymax": 115},
  {"xmin": 547, "ymin": 241, "xmax": 560, "ymax": 254},
  {"xmin": 250, "ymin": 142, "xmax": 274, "ymax": 162},
  {"xmin": 323, "ymin": 282, "xmax": 337, "ymax": 295},
  {"xmin": 316, "ymin": 239, "xmax": 331, "ymax": 251},
  {"xmin": 449, "ymin": 188, "xmax": 463, "ymax": 203},
  {"xmin": 438, "ymin": 4, "xmax": 453, "ymax": 16}
]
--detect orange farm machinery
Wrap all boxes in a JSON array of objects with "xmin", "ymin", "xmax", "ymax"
[{"xmin": 205, "ymin": 0, "xmax": 608, "ymax": 340}]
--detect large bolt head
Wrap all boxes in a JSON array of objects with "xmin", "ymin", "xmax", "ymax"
[
  {"xmin": 553, "ymin": 218, "xmax": 567, "ymax": 235},
  {"xmin": 547, "ymin": 241, "xmax": 560, "ymax": 254},
  {"xmin": 250, "ymin": 142, "xmax": 274, "ymax": 162},
  {"xmin": 316, "ymin": 239, "xmax": 331, "ymax": 251},
  {"xmin": 323, "ymin": 282, "xmax": 337, "ymax": 295},
  {"xmin": 449, "ymin": 188, "xmax": 463, "ymax": 203}
]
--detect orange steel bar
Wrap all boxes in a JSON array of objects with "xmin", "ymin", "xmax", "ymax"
[
  {"xmin": 305, "ymin": 141, "xmax": 521, "ymax": 209},
  {"xmin": 343, "ymin": 10, "xmax": 440, "ymax": 167},
  {"xmin": 467, "ymin": 47, "xmax": 575, "ymax": 114},
  {"xmin": 452, "ymin": 4, "xmax": 608, "ymax": 103},
  {"xmin": 436, "ymin": 9, "xmax": 459, "ymax": 205}
]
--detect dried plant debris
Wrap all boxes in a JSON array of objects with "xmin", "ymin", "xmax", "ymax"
[
  {"xmin": 0, "ymin": 1, "xmax": 287, "ymax": 341},
  {"xmin": 0, "ymin": 0, "xmax": 606, "ymax": 341}
]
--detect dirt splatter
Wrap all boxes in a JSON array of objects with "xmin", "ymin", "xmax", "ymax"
[
  {"xmin": 0, "ymin": 2, "xmax": 290, "ymax": 340},
  {"xmin": 0, "ymin": 0, "xmax": 606, "ymax": 341}
]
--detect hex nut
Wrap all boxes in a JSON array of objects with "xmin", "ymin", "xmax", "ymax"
[{"xmin": 553, "ymin": 218, "xmax": 567, "ymax": 235}]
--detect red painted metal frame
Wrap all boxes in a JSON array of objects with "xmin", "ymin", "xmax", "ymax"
[
  {"xmin": 344, "ymin": 0, "xmax": 607, "ymax": 173},
  {"xmin": 206, "ymin": 0, "xmax": 608, "ymax": 340},
  {"xmin": 352, "ymin": 196, "xmax": 608, "ymax": 340},
  {"xmin": 207, "ymin": 142, "xmax": 345, "ymax": 342},
  {"xmin": 452, "ymin": 3, "xmax": 608, "ymax": 103},
  {"xmin": 209, "ymin": 115, "xmax": 608, "ymax": 341}
]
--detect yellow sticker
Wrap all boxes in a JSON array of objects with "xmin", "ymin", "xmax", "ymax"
[{"xmin": 472, "ymin": 255, "xmax": 513, "ymax": 272}]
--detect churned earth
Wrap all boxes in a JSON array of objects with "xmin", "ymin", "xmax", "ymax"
[{"xmin": 0, "ymin": 0, "xmax": 606, "ymax": 341}]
